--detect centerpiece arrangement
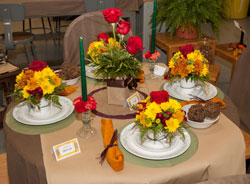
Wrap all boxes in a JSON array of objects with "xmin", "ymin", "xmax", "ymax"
[
  {"xmin": 134, "ymin": 91, "xmax": 186, "ymax": 141},
  {"xmin": 87, "ymin": 8, "xmax": 143, "ymax": 105},
  {"xmin": 13, "ymin": 61, "xmax": 64, "ymax": 108},
  {"xmin": 165, "ymin": 44, "xmax": 209, "ymax": 89}
]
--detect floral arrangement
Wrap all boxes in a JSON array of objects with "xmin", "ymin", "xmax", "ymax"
[
  {"xmin": 143, "ymin": 50, "xmax": 161, "ymax": 61},
  {"xmin": 165, "ymin": 44, "xmax": 209, "ymax": 82},
  {"xmin": 73, "ymin": 96, "xmax": 97, "ymax": 113},
  {"xmin": 87, "ymin": 8, "xmax": 143, "ymax": 79},
  {"xmin": 134, "ymin": 91, "xmax": 186, "ymax": 141},
  {"xmin": 13, "ymin": 61, "xmax": 64, "ymax": 106}
]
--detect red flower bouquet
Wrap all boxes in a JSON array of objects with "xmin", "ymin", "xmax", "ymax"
[
  {"xmin": 73, "ymin": 96, "xmax": 97, "ymax": 113},
  {"xmin": 87, "ymin": 8, "xmax": 143, "ymax": 80}
]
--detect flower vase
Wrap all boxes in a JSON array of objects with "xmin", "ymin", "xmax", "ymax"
[
  {"xmin": 180, "ymin": 78, "xmax": 196, "ymax": 95},
  {"xmin": 77, "ymin": 110, "xmax": 96, "ymax": 139},
  {"xmin": 149, "ymin": 60, "xmax": 155, "ymax": 75},
  {"xmin": 180, "ymin": 78, "xmax": 195, "ymax": 89},
  {"xmin": 28, "ymin": 97, "xmax": 52, "ymax": 118},
  {"xmin": 147, "ymin": 130, "xmax": 166, "ymax": 141}
]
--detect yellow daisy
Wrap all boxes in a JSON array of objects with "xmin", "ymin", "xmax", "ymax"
[
  {"xmin": 165, "ymin": 117, "xmax": 180, "ymax": 132},
  {"xmin": 144, "ymin": 102, "xmax": 161, "ymax": 121}
]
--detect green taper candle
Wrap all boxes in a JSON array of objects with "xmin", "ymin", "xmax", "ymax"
[
  {"xmin": 151, "ymin": 0, "xmax": 157, "ymax": 54},
  {"xmin": 80, "ymin": 37, "xmax": 87, "ymax": 101}
]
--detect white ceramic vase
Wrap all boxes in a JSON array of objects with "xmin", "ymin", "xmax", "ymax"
[
  {"xmin": 180, "ymin": 78, "xmax": 195, "ymax": 89},
  {"xmin": 28, "ymin": 97, "xmax": 52, "ymax": 118},
  {"xmin": 147, "ymin": 130, "xmax": 166, "ymax": 141}
]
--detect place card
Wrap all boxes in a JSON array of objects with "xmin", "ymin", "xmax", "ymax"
[
  {"xmin": 127, "ymin": 92, "xmax": 141, "ymax": 111},
  {"xmin": 53, "ymin": 138, "xmax": 81, "ymax": 161},
  {"xmin": 154, "ymin": 65, "xmax": 167, "ymax": 76}
]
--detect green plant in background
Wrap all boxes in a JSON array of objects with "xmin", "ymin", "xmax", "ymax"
[{"xmin": 156, "ymin": 0, "xmax": 229, "ymax": 39}]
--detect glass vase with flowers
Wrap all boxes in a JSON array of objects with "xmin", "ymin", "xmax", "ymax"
[
  {"xmin": 134, "ymin": 91, "xmax": 186, "ymax": 142},
  {"xmin": 143, "ymin": 50, "xmax": 161, "ymax": 78},
  {"xmin": 73, "ymin": 96, "xmax": 97, "ymax": 139}
]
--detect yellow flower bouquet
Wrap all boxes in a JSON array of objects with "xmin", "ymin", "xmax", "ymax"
[
  {"xmin": 13, "ymin": 61, "xmax": 65, "ymax": 106},
  {"xmin": 134, "ymin": 91, "xmax": 186, "ymax": 141},
  {"xmin": 165, "ymin": 44, "xmax": 209, "ymax": 83}
]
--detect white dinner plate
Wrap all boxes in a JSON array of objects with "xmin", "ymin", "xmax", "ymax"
[
  {"xmin": 182, "ymin": 104, "xmax": 220, "ymax": 129},
  {"xmin": 13, "ymin": 96, "xmax": 74, "ymax": 125},
  {"xmin": 163, "ymin": 81, "xmax": 217, "ymax": 101},
  {"xmin": 120, "ymin": 123, "xmax": 191, "ymax": 160}
]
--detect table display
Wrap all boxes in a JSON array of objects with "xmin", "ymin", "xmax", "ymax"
[{"xmin": 4, "ymin": 63, "xmax": 245, "ymax": 184}]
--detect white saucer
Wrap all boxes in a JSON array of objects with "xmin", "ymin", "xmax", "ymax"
[
  {"xmin": 13, "ymin": 96, "xmax": 74, "ymax": 125},
  {"xmin": 182, "ymin": 104, "xmax": 220, "ymax": 129},
  {"xmin": 163, "ymin": 81, "xmax": 217, "ymax": 101},
  {"xmin": 120, "ymin": 123, "xmax": 191, "ymax": 160}
]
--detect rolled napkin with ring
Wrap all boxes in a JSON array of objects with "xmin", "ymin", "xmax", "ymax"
[
  {"xmin": 99, "ymin": 118, "xmax": 124, "ymax": 171},
  {"xmin": 181, "ymin": 97, "xmax": 227, "ymax": 109}
]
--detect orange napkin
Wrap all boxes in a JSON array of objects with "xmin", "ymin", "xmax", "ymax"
[
  {"xmin": 181, "ymin": 97, "xmax": 227, "ymax": 109},
  {"xmin": 101, "ymin": 118, "xmax": 124, "ymax": 171},
  {"xmin": 59, "ymin": 86, "xmax": 78, "ymax": 96}
]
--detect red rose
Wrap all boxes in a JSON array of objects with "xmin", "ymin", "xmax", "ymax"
[
  {"xmin": 126, "ymin": 36, "xmax": 144, "ymax": 55},
  {"xmin": 179, "ymin": 44, "xmax": 194, "ymax": 57},
  {"xmin": 150, "ymin": 91, "xmax": 169, "ymax": 104},
  {"xmin": 29, "ymin": 60, "xmax": 47, "ymax": 71},
  {"xmin": 116, "ymin": 20, "xmax": 131, "ymax": 35},
  {"xmin": 143, "ymin": 51, "xmax": 151, "ymax": 59},
  {"xmin": 97, "ymin": 33, "xmax": 109, "ymax": 43},
  {"xmin": 102, "ymin": 8, "xmax": 122, "ymax": 23}
]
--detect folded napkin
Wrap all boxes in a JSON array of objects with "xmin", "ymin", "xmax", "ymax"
[
  {"xmin": 181, "ymin": 97, "xmax": 227, "ymax": 109},
  {"xmin": 100, "ymin": 118, "xmax": 124, "ymax": 171},
  {"xmin": 59, "ymin": 86, "xmax": 78, "ymax": 96}
]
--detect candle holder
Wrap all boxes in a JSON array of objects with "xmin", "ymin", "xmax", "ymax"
[{"xmin": 77, "ymin": 110, "xmax": 97, "ymax": 139}]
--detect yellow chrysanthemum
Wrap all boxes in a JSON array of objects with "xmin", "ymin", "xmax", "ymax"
[
  {"xmin": 160, "ymin": 102, "xmax": 171, "ymax": 111},
  {"xmin": 26, "ymin": 77, "xmax": 39, "ymax": 91},
  {"xmin": 169, "ymin": 59, "xmax": 175, "ymax": 69},
  {"xmin": 165, "ymin": 117, "xmax": 180, "ymax": 132},
  {"xmin": 186, "ymin": 64, "xmax": 195, "ymax": 73},
  {"xmin": 34, "ymin": 71, "xmax": 45, "ymax": 85},
  {"xmin": 16, "ymin": 71, "xmax": 24, "ymax": 83},
  {"xmin": 40, "ymin": 67, "xmax": 54, "ymax": 78},
  {"xmin": 172, "ymin": 110, "xmax": 184, "ymax": 123},
  {"xmin": 21, "ymin": 86, "xmax": 30, "ymax": 99},
  {"xmin": 139, "ymin": 111, "xmax": 147, "ymax": 127},
  {"xmin": 51, "ymin": 75, "xmax": 61, "ymax": 87},
  {"xmin": 200, "ymin": 64, "xmax": 209, "ymax": 76},
  {"xmin": 144, "ymin": 102, "xmax": 161, "ymax": 121},
  {"xmin": 40, "ymin": 80, "xmax": 55, "ymax": 95},
  {"xmin": 168, "ymin": 99, "xmax": 182, "ymax": 112},
  {"xmin": 88, "ymin": 41, "xmax": 106, "ymax": 57}
]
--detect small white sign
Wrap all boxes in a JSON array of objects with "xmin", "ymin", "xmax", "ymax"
[
  {"xmin": 53, "ymin": 138, "xmax": 81, "ymax": 161},
  {"xmin": 154, "ymin": 65, "xmax": 167, "ymax": 76},
  {"xmin": 127, "ymin": 92, "xmax": 141, "ymax": 111}
]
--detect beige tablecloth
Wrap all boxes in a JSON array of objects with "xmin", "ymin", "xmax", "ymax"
[
  {"xmin": 41, "ymin": 64, "xmax": 246, "ymax": 184},
  {"xmin": 2, "ymin": 0, "xmax": 144, "ymax": 17}
]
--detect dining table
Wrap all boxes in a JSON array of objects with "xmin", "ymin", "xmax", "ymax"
[
  {"xmin": 1, "ymin": 0, "xmax": 144, "ymax": 18},
  {"xmin": 3, "ymin": 63, "xmax": 246, "ymax": 184}
]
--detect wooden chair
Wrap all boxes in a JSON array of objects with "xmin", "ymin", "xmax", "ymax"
[
  {"xmin": 0, "ymin": 3, "xmax": 37, "ymax": 64},
  {"xmin": 0, "ymin": 153, "xmax": 9, "ymax": 184}
]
